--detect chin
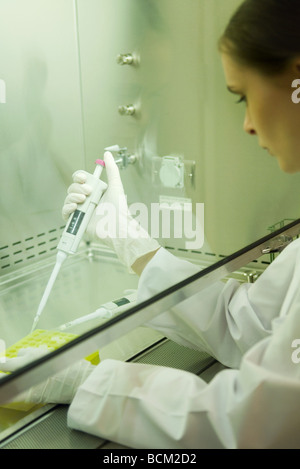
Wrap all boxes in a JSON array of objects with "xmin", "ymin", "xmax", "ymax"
[{"xmin": 278, "ymin": 160, "xmax": 300, "ymax": 174}]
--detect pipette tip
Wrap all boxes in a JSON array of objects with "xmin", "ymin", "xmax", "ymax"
[{"xmin": 30, "ymin": 321, "xmax": 37, "ymax": 334}]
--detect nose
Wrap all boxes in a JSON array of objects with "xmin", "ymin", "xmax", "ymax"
[{"xmin": 243, "ymin": 109, "xmax": 256, "ymax": 135}]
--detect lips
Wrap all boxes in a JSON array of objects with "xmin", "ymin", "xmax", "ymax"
[{"xmin": 262, "ymin": 146, "xmax": 274, "ymax": 156}]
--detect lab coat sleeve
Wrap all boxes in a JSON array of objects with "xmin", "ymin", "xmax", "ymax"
[
  {"xmin": 136, "ymin": 241, "xmax": 300, "ymax": 368},
  {"xmin": 67, "ymin": 240, "xmax": 300, "ymax": 448},
  {"xmin": 67, "ymin": 297, "xmax": 300, "ymax": 448}
]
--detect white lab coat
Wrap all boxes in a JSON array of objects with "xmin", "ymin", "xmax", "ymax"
[{"xmin": 67, "ymin": 239, "xmax": 300, "ymax": 449}]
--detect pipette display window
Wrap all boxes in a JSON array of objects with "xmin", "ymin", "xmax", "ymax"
[{"xmin": 66, "ymin": 210, "xmax": 85, "ymax": 236}]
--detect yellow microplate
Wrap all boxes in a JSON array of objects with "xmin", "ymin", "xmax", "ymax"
[{"xmin": 0, "ymin": 329, "xmax": 99, "ymax": 412}]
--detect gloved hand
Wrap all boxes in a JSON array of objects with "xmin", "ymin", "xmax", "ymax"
[
  {"xmin": 62, "ymin": 151, "xmax": 160, "ymax": 272},
  {"xmin": 0, "ymin": 347, "xmax": 49, "ymax": 372},
  {"xmin": 0, "ymin": 348, "xmax": 95, "ymax": 407}
]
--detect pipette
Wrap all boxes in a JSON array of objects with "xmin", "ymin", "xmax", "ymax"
[
  {"xmin": 57, "ymin": 291, "xmax": 137, "ymax": 331},
  {"xmin": 30, "ymin": 159, "xmax": 107, "ymax": 333}
]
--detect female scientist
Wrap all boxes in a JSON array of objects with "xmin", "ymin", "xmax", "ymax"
[{"xmin": 6, "ymin": 0, "xmax": 300, "ymax": 448}]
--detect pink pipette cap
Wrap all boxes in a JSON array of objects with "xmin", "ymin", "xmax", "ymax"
[{"xmin": 95, "ymin": 159, "xmax": 105, "ymax": 167}]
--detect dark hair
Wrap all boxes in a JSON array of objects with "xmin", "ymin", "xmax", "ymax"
[{"xmin": 219, "ymin": 0, "xmax": 300, "ymax": 75}]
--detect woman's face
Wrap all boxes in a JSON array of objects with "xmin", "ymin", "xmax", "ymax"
[{"xmin": 221, "ymin": 53, "xmax": 300, "ymax": 173}]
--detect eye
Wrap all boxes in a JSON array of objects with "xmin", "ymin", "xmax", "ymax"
[{"xmin": 236, "ymin": 95, "xmax": 247, "ymax": 104}]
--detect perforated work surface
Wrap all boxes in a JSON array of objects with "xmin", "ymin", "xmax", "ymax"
[
  {"xmin": 1, "ymin": 405, "xmax": 104, "ymax": 449},
  {"xmin": 133, "ymin": 339, "xmax": 215, "ymax": 374}
]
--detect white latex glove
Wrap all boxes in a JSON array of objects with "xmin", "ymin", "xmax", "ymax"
[
  {"xmin": 0, "ymin": 348, "xmax": 95, "ymax": 407},
  {"xmin": 0, "ymin": 347, "xmax": 49, "ymax": 372},
  {"xmin": 62, "ymin": 151, "xmax": 160, "ymax": 271}
]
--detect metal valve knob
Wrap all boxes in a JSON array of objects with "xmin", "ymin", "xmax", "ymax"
[
  {"xmin": 118, "ymin": 105, "xmax": 136, "ymax": 116},
  {"xmin": 104, "ymin": 145, "xmax": 137, "ymax": 169},
  {"xmin": 116, "ymin": 53, "xmax": 135, "ymax": 66}
]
